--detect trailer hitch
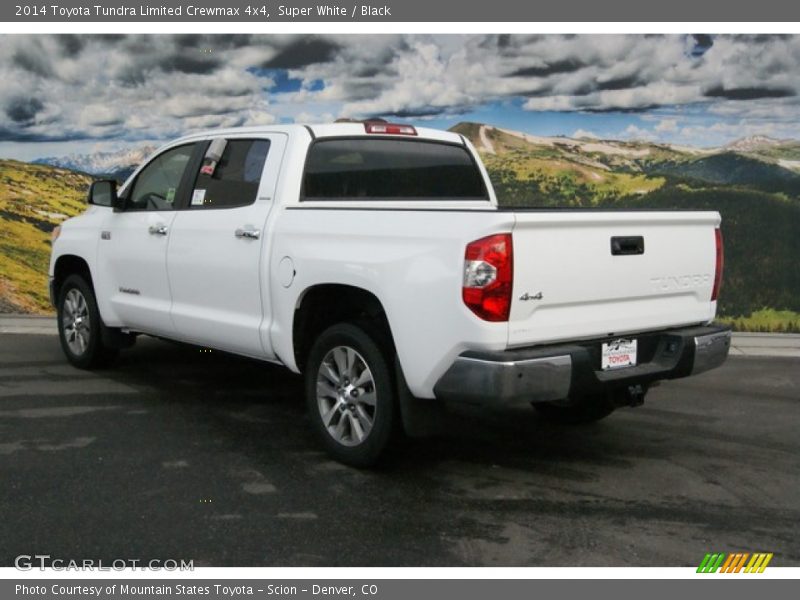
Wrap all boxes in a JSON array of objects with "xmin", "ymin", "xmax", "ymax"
[
  {"xmin": 625, "ymin": 384, "xmax": 646, "ymax": 407},
  {"xmin": 610, "ymin": 384, "xmax": 647, "ymax": 407}
]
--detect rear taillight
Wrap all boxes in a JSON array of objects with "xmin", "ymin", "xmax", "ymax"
[
  {"xmin": 462, "ymin": 233, "xmax": 513, "ymax": 321},
  {"xmin": 711, "ymin": 228, "xmax": 724, "ymax": 301}
]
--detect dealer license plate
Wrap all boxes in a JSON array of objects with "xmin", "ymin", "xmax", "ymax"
[{"xmin": 601, "ymin": 338, "xmax": 637, "ymax": 370}]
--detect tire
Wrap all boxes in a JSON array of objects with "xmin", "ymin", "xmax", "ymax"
[
  {"xmin": 533, "ymin": 393, "xmax": 616, "ymax": 424},
  {"xmin": 56, "ymin": 274, "xmax": 118, "ymax": 369},
  {"xmin": 305, "ymin": 322, "xmax": 396, "ymax": 468}
]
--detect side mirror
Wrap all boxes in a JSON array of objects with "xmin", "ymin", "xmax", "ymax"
[{"xmin": 87, "ymin": 180, "xmax": 121, "ymax": 209}]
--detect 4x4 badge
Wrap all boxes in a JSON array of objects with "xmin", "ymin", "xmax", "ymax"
[{"xmin": 519, "ymin": 292, "xmax": 543, "ymax": 301}]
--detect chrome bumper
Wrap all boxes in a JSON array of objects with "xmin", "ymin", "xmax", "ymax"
[
  {"xmin": 433, "ymin": 324, "xmax": 732, "ymax": 405},
  {"xmin": 433, "ymin": 354, "xmax": 572, "ymax": 405},
  {"xmin": 692, "ymin": 329, "xmax": 732, "ymax": 375}
]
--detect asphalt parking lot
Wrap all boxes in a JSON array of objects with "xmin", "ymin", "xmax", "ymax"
[{"xmin": 1, "ymin": 333, "xmax": 798, "ymax": 567}]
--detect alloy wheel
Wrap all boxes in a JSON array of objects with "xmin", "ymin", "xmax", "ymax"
[
  {"xmin": 316, "ymin": 345, "xmax": 377, "ymax": 446},
  {"xmin": 62, "ymin": 288, "xmax": 91, "ymax": 356}
]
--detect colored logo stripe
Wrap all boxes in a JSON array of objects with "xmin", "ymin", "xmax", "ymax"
[
  {"xmin": 697, "ymin": 552, "xmax": 773, "ymax": 573},
  {"xmin": 719, "ymin": 553, "xmax": 749, "ymax": 573},
  {"xmin": 745, "ymin": 553, "xmax": 773, "ymax": 573},
  {"xmin": 697, "ymin": 553, "xmax": 726, "ymax": 573},
  {"xmin": 719, "ymin": 553, "xmax": 736, "ymax": 572}
]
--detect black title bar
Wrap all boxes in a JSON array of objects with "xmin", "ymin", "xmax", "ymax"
[{"xmin": 4, "ymin": 0, "xmax": 800, "ymax": 22}]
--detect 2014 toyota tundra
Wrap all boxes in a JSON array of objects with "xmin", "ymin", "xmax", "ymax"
[{"xmin": 49, "ymin": 120, "xmax": 731, "ymax": 466}]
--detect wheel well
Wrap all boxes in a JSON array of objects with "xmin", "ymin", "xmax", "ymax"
[
  {"xmin": 293, "ymin": 285, "xmax": 393, "ymax": 372},
  {"xmin": 53, "ymin": 255, "xmax": 93, "ymax": 300}
]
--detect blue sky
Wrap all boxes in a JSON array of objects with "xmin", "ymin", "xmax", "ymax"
[{"xmin": 1, "ymin": 34, "xmax": 799, "ymax": 160}]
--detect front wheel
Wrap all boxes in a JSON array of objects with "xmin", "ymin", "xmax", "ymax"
[
  {"xmin": 57, "ymin": 274, "xmax": 118, "ymax": 369},
  {"xmin": 305, "ymin": 323, "xmax": 396, "ymax": 467}
]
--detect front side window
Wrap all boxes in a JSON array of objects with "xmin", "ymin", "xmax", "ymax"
[
  {"xmin": 127, "ymin": 144, "xmax": 195, "ymax": 211},
  {"xmin": 190, "ymin": 139, "xmax": 271, "ymax": 209},
  {"xmin": 302, "ymin": 138, "xmax": 488, "ymax": 200}
]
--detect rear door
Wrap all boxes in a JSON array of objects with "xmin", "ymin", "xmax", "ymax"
[
  {"xmin": 166, "ymin": 134, "xmax": 286, "ymax": 358},
  {"xmin": 508, "ymin": 211, "xmax": 720, "ymax": 347}
]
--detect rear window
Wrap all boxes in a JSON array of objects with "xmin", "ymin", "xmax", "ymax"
[{"xmin": 302, "ymin": 138, "xmax": 488, "ymax": 200}]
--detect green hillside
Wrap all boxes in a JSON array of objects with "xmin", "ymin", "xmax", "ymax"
[
  {"xmin": 646, "ymin": 153, "xmax": 800, "ymax": 195},
  {"xmin": 0, "ymin": 160, "xmax": 91, "ymax": 313}
]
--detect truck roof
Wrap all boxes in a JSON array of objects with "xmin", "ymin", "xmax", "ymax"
[{"xmin": 169, "ymin": 122, "xmax": 464, "ymax": 146}]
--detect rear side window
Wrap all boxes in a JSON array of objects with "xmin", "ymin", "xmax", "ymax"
[
  {"xmin": 190, "ymin": 139, "xmax": 270, "ymax": 209},
  {"xmin": 302, "ymin": 139, "xmax": 488, "ymax": 200}
]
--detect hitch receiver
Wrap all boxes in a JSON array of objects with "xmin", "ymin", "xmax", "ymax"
[{"xmin": 625, "ymin": 384, "xmax": 646, "ymax": 407}]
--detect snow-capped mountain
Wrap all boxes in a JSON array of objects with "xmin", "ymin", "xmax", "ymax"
[
  {"xmin": 34, "ymin": 145, "xmax": 157, "ymax": 179},
  {"xmin": 724, "ymin": 135, "xmax": 784, "ymax": 152}
]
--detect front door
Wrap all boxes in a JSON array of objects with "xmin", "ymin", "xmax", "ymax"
[
  {"xmin": 167, "ymin": 134, "xmax": 286, "ymax": 358},
  {"xmin": 96, "ymin": 143, "xmax": 198, "ymax": 335}
]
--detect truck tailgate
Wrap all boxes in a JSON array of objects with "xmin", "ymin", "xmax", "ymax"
[{"xmin": 508, "ymin": 211, "xmax": 720, "ymax": 347}]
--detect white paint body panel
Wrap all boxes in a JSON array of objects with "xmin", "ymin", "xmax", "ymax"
[
  {"xmin": 268, "ymin": 208, "xmax": 513, "ymax": 397},
  {"xmin": 49, "ymin": 123, "xmax": 721, "ymax": 399},
  {"xmin": 96, "ymin": 209, "xmax": 178, "ymax": 335},
  {"xmin": 166, "ymin": 133, "xmax": 287, "ymax": 358},
  {"xmin": 508, "ymin": 211, "xmax": 720, "ymax": 347}
]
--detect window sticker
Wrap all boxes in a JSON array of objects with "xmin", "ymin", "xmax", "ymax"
[
  {"xmin": 191, "ymin": 189, "xmax": 206, "ymax": 206},
  {"xmin": 166, "ymin": 188, "xmax": 176, "ymax": 203}
]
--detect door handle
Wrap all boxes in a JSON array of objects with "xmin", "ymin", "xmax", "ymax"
[
  {"xmin": 148, "ymin": 224, "xmax": 169, "ymax": 236},
  {"xmin": 235, "ymin": 227, "xmax": 261, "ymax": 240}
]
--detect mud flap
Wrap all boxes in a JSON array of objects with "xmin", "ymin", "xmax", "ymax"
[{"xmin": 394, "ymin": 357, "xmax": 447, "ymax": 438}]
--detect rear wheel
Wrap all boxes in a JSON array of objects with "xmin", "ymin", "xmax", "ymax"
[
  {"xmin": 305, "ymin": 322, "xmax": 396, "ymax": 467},
  {"xmin": 57, "ymin": 274, "xmax": 118, "ymax": 369},
  {"xmin": 533, "ymin": 394, "xmax": 616, "ymax": 424}
]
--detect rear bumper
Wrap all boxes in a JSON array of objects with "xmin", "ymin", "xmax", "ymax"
[{"xmin": 433, "ymin": 324, "xmax": 731, "ymax": 405}]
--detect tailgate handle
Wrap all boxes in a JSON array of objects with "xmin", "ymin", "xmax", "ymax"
[{"xmin": 611, "ymin": 236, "xmax": 644, "ymax": 256}]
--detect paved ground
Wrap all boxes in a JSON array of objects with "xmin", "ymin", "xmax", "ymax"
[{"xmin": 1, "ymin": 334, "xmax": 798, "ymax": 567}]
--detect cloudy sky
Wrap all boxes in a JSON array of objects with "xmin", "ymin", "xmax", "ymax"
[{"xmin": 2, "ymin": 34, "xmax": 800, "ymax": 160}]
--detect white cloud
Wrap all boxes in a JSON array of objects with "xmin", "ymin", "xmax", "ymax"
[
  {"xmin": 621, "ymin": 124, "xmax": 656, "ymax": 140},
  {"xmin": 572, "ymin": 129, "xmax": 599, "ymax": 139},
  {"xmin": 294, "ymin": 112, "xmax": 335, "ymax": 124},
  {"xmin": 1, "ymin": 34, "xmax": 800, "ymax": 153},
  {"xmin": 654, "ymin": 118, "xmax": 679, "ymax": 133}
]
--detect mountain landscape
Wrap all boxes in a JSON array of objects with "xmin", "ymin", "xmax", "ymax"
[
  {"xmin": 1, "ymin": 124, "xmax": 798, "ymax": 331},
  {"xmin": 33, "ymin": 145, "xmax": 157, "ymax": 181},
  {"xmin": 452, "ymin": 123, "xmax": 800, "ymax": 201}
]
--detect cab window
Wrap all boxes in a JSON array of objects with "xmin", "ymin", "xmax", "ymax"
[
  {"xmin": 126, "ymin": 144, "xmax": 195, "ymax": 211},
  {"xmin": 302, "ymin": 138, "xmax": 488, "ymax": 200},
  {"xmin": 189, "ymin": 139, "xmax": 270, "ymax": 209}
]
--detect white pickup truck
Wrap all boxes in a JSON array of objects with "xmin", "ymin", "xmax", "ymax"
[{"xmin": 49, "ymin": 120, "xmax": 731, "ymax": 466}]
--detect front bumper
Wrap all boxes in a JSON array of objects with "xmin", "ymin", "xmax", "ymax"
[{"xmin": 433, "ymin": 324, "xmax": 731, "ymax": 405}]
